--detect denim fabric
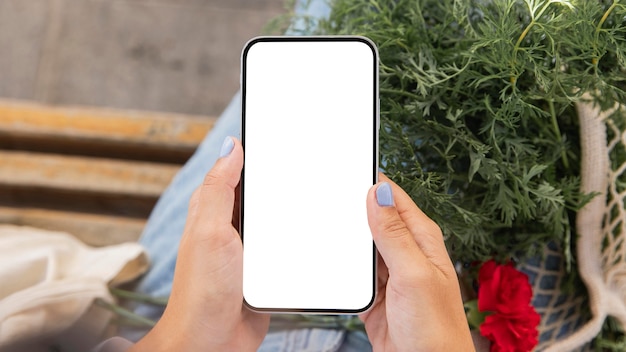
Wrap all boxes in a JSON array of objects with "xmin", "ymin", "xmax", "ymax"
[{"xmin": 125, "ymin": 0, "xmax": 373, "ymax": 350}]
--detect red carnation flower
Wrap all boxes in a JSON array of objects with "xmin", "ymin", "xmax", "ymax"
[{"xmin": 478, "ymin": 260, "xmax": 541, "ymax": 352}]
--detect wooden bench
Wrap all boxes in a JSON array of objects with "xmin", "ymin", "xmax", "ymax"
[{"xmin": 0, "ymin": 99, "xmax": 215, "ymax": 246}]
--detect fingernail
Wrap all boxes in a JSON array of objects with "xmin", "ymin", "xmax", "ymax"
[
  {"xmin": 219, "ymin": 137, "xmax": 235, "ymax": 157},
  {"xmin": 376, "ymin": 182, "xmax": 394, "ymax": 207}
]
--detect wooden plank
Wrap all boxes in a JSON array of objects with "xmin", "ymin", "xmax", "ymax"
[
  {"xmin": 0, "ymin": 99, "xmax": 215, "ymax": 146},
  {"xmin": 0, "ymin": 101, "xmax": 214, "ymax": 242},
  {"xmin": 0, "ymin": 206, "xmax": 144, "ymax": 246},
  {"xmin": 0, "ymin": 186, "xmax": 157, "ymax": 219},
  {"xmin": 0, "ymin": 150, "xmax": 180, "ymax": 198},
  {"xmin": 0, "ymin": 99, "xmax": 216, "ymax": 163}
]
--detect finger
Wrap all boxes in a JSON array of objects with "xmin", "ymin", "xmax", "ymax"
[
  {"xmin": 377, "ymin": 174, "xmax": 451, "ymax": 269},
  {"xmin": 187, "ymin": 136, "xmax": 244, "ymax": 237},
  {"xmin": 366, "ymin": 182, "xmax": 427, "ymax": 275}
]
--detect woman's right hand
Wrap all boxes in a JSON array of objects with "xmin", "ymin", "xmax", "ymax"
[{"xmin": 361, "ymin": 174, "xmax": 475, "ymax": 352}]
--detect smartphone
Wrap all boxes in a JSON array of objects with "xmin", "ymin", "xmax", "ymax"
[{"xmin": 240, "ymin": 36, "xmax": 378, "ymax": 313}]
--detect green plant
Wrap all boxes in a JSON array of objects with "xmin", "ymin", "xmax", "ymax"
[{"xmin": 309, "ymin": 0, "xmax": 626, "ymax": 266}]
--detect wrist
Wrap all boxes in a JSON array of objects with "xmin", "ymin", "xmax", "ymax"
[
  {"xmin": 128, "ymin": 320, "xmax": 187, "ymax": 352},
  {"xmin": 128, "ymin": 311, "xmax": 260, "ymax": 352}
]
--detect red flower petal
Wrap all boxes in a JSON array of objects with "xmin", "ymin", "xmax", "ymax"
[{"xmin": 477, "ymin": 260, "xmax": 540, "ymax": 352}]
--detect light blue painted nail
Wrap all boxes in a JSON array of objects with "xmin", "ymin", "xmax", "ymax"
[
  {"xmin": 219, "ymin": 137, "xmax": 235, "ymax": 157},
  {"xmin": 376, "ymin": 182, "xmax": 394, "ymax": 207}
]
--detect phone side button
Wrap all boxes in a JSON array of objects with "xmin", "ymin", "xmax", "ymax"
[{"xmin": 377, "ymin": 99, "xmax": 380, "ymax": 131}]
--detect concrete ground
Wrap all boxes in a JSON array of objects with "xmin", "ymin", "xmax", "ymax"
[{"xmin": 0, "ymin": 0, "xmax": 287, "ymax": 117}]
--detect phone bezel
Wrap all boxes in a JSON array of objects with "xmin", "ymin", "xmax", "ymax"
[{"xmin": 240, "ymin": 36, "xmax": 379, "ymax": 314}]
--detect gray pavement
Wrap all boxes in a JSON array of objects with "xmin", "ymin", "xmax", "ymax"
[{"xmin": 0, "ymin": 0, "xmax": 286, "ymax": 116}]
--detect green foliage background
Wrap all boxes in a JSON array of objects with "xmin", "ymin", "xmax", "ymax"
[
  {"xmin": 303, "ymin": 0, "xmax": 626, "ymax": 265},
  {"xmin": 260, "ymin": 0, "xmax": 626, "ymax": 346}
]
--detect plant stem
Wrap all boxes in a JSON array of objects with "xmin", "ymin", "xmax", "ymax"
[
  {"xmin": 380, "ymin": 87, "xmax": 422, "ymax": 100},
  {"xmin": 596, "ymin": 1, "xmax": 618, "ymax": 34},
  {"xmin": 95, "ymin": 298, "xmax": 157, "ymax": 328},
  {"xmin": 110, "ymin": 288, "xmax": 169, "ymax": 306},
  {"xmin": 548, "ymin": 99, "xmax": 569, "ymax": 169},
  {"xmin": 511, "ymin": 0, "xmax": 555, "ymax": 84},
  {"xmin": 592, "ymin": 0, "xmax": 618, "ymax": 69},
  {"xmin": 270, "ymin": 315, "xmax": 365, "ymax": 332}
]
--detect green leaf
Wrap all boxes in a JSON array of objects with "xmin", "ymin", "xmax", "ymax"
[{"xmin": 464, "ymin": 299, "xmax": 490, "ymax": 329}]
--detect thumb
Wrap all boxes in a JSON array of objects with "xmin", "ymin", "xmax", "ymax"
[
  {"xmin": 187, "ymin": 136, "xmax": 243, "ymax": 235},
  {"xmin": 367, "ymin": 182, "xmax": 426, "ymax": 273}
]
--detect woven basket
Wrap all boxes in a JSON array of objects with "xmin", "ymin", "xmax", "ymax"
[
  {"xmin": 521, "ymin": 242, "xmax": 589, "ymax": 351},
  {"xmin": 522, "ymin": 95, "xmax": 626, "ymax": 351}
]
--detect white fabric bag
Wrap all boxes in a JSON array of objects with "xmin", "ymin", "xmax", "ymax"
[{"xmin": 0, "ymin": 225, "xmax": 147, "ymax": 352}]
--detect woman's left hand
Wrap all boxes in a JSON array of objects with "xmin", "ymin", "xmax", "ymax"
[{"xmin": 130, "ymin": 137, "xmax": 269, "ymax": 352}]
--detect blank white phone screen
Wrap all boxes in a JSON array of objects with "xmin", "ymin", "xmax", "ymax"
[{"xmin": 241, "ymin": 37, "xmax": 377, "ymax": 312}]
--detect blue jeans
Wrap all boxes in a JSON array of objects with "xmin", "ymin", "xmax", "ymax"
[{"xmin": 126, "ymin": 1, "xmax": 373, "ymax": 350}]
